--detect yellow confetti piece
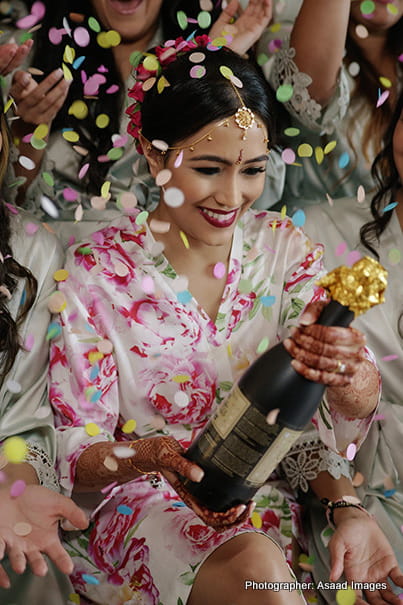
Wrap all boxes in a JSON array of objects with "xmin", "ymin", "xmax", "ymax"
[
  {"xmin": 4, "ymin": 98, "xmax": 13, "ymax": 113},
  {"xmin": 13, "ymin": 522, "xmax": 32, "ymax": 536},
  {"xmin": 280, "ymin": 205, "xmax": 287, "ymax": 219},
  {"xmin": 85, "ymin": 422, "xmax": 101, "ymax": 437},
  {"xmin": 387, "ymin": 2, "xmax": 398, "ymax": 14},
  {"xmin": 172, "ymin": 374, "xmax": 191, "ymax": 383},
  {"xmin": 3, "ymin": 436, "xmax": 28, "ymax": 463},
  {"xmin": 62, "ymin": 63, "xmax": 73, "ymax": 81},
  {"xmin": 122, "ymin": 419, "xmax": 137, "ymax": 433},
  {"xmin": 250, "ymin": 511, "xmax": 262, "ymax": 529},
  {"xmin": 179, "ymin": 230, "xmax": 190, "ymax": 249},
  {"xmin": 33, "ymin": 123, "xmax": 49, "ymax": 140},
  {"xmin": 157, "ymin": 75, "xmax": 170, "ymax": 94},
  {"xmin": 219, "ymin": 65, "xmax": 233, "ymax": 80},
  {"xmin": 105, "ymin": 29, "xmax": 121, "ymax": 47},
  {"xmin": 271, "ymin": 219, "xmax": 277, "ymax": 232},
  {"xmin": 53, "ymin": 269, "xmax": 69, "ymax": 282},
  {"xmin": 315, "ymin": 146, "xmax": 324, "ymax": 165},
  {"xmin": 63, "ymin": 130, "xmax": 79, "ymax": 143},
  {"xmin": 103, "ymin": 455, "xmax": 118, "ymax": 471},
  {"xmin": 336, "ymin": 586, "xmax": 356, "ymax": 605},
  {"xmin": 101, "ymin": 180, "xmax": 111, "ymax": 199},
  {"xmin": 96, "ymin": 113, "xmax": 110, "ymax": 129},
  {"xmin": 88, "ymin": 351, "xmax": 104, "ymax": 364},
  {"xmin": 97, "ymin": 32, "xmax": 110, "ymax": 48},
  {"xmin": 69, "ymin": 100, "xmax": 88, "ymax": 120},
  {"xmin": 68, "ymin": 594, "xmax": 81, "ymax": 605},
  {"xmin": 48, "ymin": 291, "xmax": 67, "ymax": 313},
  {"xmin": 227, "ymin": 343, "xmax": 233, "ymax": 357},
  {"xmin": 297, "ymin": 143, "xmax": 313, "ymax": 158},
  {"xmin": 379, "ymin": 76, "xmax": 392, "ymax": 88},
  {"xmin": 269, "ymin": 23, "xmax": 282, "ymax": 33},
  {"xmin": 324, "ymin": 140, "xmax": 337, "ymax": 154},
  {"xmin": 143, "ymin": 54, "xmax": 159, "ymax": 72},
  {"xmin": 63, "ymin": 44, "xmax": 75, "ymax": 64}
]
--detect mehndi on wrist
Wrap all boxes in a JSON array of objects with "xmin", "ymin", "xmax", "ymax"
[
  {"xmin": 127, "ymin": 439, "xmax": 159, "ymax": 476},
  {"xmin": 321, "ymin": 496, "xmax": 372, "ymax": 528}
]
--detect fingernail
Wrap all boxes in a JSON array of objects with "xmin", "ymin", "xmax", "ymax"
[
  {"xmin": 299, "ymin": 312, "xmax": 313, "ymax": 326},
  {"xmin": 237, "ymin": 504, "xmax": 246, "ymax": 514},
  {"xmin": 55, "ymin": 68, "xmax": 63, "ymax": 77},
  {"xmin": 191, "ymin": 468, "xmax": 204, "ymax": 482}
]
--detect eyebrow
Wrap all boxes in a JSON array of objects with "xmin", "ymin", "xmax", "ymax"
[{"xmin": 188, "ymin": 154, "xmax": 269, "ymax": 165}]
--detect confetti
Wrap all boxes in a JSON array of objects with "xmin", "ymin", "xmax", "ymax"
[
  {"xmin": 357, "ymin": 185, "xmax": 365, "ymax": 203},
  {"xmin": 250, "ymin": 511, "xmax": 262, "ymax": 529},
  {"xmin": 260, "ymin": 295, "xmax": 276, "ymax": 307},
  {"xmin": 352, "ymin": 471, "xmax": 364, "ymax": 487},
  {"xmin": 388, "ymin": 248, "xmax": 401, "ymax": 264},
  {"xmin": 281, "ymin": 148, "xmax": 296, "ymax": 165},
  {"xmin": 103, "ymin": 456, "xmax": 118, "ymax": 471},
  {"xmin": 69, "ymin": 100, "xmax": 89, "ymax": 120},
  {"xmin": 117, "ymin": 504, "xmax": 133, "ymax": 515},
  {"xmin": 5, "ymin": 379, "xmax": 22, "ymax": 394},
  {"xmin": 3, "ymin": 436, "xmax": 28, "ymax": 463},
  {"xmin": 73, "ymin": 26, "xmax": 90, "ymax": 47},
  {"xmin": 174, "ymin": 391, "xmax": 189, "ymax": 408},
  {"xmin": 345, "ymin": 443, "xmax": 357, "ymax": 461},
  {"xmin": 297, "ymin": 143, "xmax": 313, "ymax": 158},
  {"xmin": 177, "ymin": 10, "xmax": 188, "ymax": 30},
  {"xmin": 172, "ymin": 374, "xmax": 191, "ymax": 384},
  {"xmin": 257, "ymin": 337, "xmax": 269, "ymax": 354},
  {"xmin": 336, "ymin": 586, "xmax": 356, "ymax": 605},
  {"xmin": 284, "ymin": 127, "xmax": 300, "ymax": 137},
  {"xmin": 46, "ymin": 321, "xmax": 62, "ymax": 340},
  {"xmin": 346, "ymin": 250, "xmax": 361, "ymax": 266},
  {"xmin": 13, "ymin": 522, "xmax": 32, "ymax": 537},
  {"xmin": 266, "ymin": 408, "xmax": 280, "ymax": 425},
  {"xmin": 382, "ymin": 354, "xmax": 398, "ymax": 362},
  {"xmin": 197, "ymin": 10, "xmax": 211, "ymax": 29},
  {"xmin": 291, "ymin": 209, "xmax": 305, "ymax": 227},
  {"xmin": 10, "ymin": 479, "xmax": 26, "ymax": 498},
  {"xmin": 213, "ymin": 262, "xmax": 226, "ymax": 279},
  {"xmin": 382, "ymin": 202, "xmax": 398, "ymax": 214},
  {"xmin": 315, "ymin": 146, "xmax": 324, "ymax": 165},
  {"xmin": 177, "ymin": 290, "xmax": 192, "ymax": 304},
  {"xmin": 85, "ymin": 422, "xmax": 101, "ymax": 436},
  {"xmin": 338, "ymin": 152, "xmax": 350, "ymax": 169},
  {"xmin": 18, "ymin": 155, "xmax": 36, "ymax": 170},
  {"xmin": 360, "ymin": 0, "xmax": 375, "ymax": 15},
  {"xmin": 135, "ymin": 210, "xmax": 149, "ymax": 226},
  {"xmin": 156, "ymin": 169, "xmax": 172, "ymax": 187},
  {"xmin": 82, "ymin": 574, "xmax": 100, "ymax": 585},
  {"xmin": 141, "ymin": 275, "xmax": 155, "ymax": 295},
  {"xmin": 96, "ymin": 114, "xmax": 110, "ymax": 129},
  {"xmin": 324, "ymin": 141, "xmax": 337, "ymax": 154},
  {"xmin": 355, "ymin": 24, "xmax": 369, "ymax": 38},
  {"xmin": 377, "ymin": 90, "xmax": 390, "ymax": 108},
  {"xmin": 16, "ymin": 1, "xmax": 45, "ymax": 29},
  {"xmin": 190, "ymin": 65, "xmax": 206, "ymax": 79},
  {"xmin": 122, "ymin": 419, "xmax": 137, "ymax": 433},
  {"xmin": 335, "ymin": 241, "xmax": 347, "ymax": 256},
  {"xmin": 276, "ymin": 84, "xmax": 293, "ymax": 103},
  {"xmin": 113, "ymin": 446, "xmax": 133, "ymax": 459},
  {"xmin": 48, "ymin": 291, "xmax": 67, "ymax": 313},
  {"xmin": 24, "ymin": 333, "xmax": 35, "ymax": 351}
]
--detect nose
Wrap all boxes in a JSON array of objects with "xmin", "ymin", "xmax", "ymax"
[{"xmin": 214, "ymin": 175, "xmax": 242, "ymax": 209}]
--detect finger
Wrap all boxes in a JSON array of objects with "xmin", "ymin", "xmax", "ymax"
[
  {"xmin": 294, "ymin": 324, "xmax": 366, "ymax": 348},
  {"xmin": 51, "ymin": 493, "xmax": 89, "ymax": 531},
  {"xmin": 43, "ymin": 541, "xmax": 74, "ymax": 575},
  {"xmin": 165, "ymin": 454, "xmax": 204, "ymax": 483},
  {"xmin": 284, "ymin": 338, "xmax": 363, "ymax": 375},
  {"xmin": 364, "ymin": 586, "xmax": 400, "ymax": 605},
  {"xmin": 25, "ymin": 549, "xmax": 48, "ymax": 577},
  {"xmin": 7, "ymin": 544, "xmax": 27, "ymax": 575},
  {"xmin": 33, "ymin": 68, "xmax": 66, "ymax": 96},
  {"xmin": 0, "ymin": 563, "xmax": 10, "ymax": 589},
  {"xmin": 9, "ymin": 70, "xmax": 34, "ymax": 99},
  {"xmin": 6, "ymin": 40, "xmax": 33, "ymax": 72},
  {"xmin": 289, "ymin": 326, "xmax": 366, "ymax": 357},
  {"xmin": 291, "ymin": 359, "xmax": 352, "ymax": 386},
  {"xmin": 31, "ymin": 78, "xmax": 70, "ymax": 116},
  {"xmin": 389, "ymin": 567, "xmax": 403, "ymax": 588},
  {"xmin": 328, "ymin": 537, "xmax": 345, "ymax": 582},
  {"xmin": 299, "ymin": 300, "xmax": 330, "ymax": 325}
]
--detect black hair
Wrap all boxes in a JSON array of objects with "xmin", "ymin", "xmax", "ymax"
[
  {"xmin": 141, "ymin": 45, "xmax": 279, "ymax": 151},
  {"xmin": 359, "ymin": 89, "xmax": 403, "ymax": 258},
  {"xmin": 0, "ymin": 97, "xmax": 37, "ymax": 384},
  {"xmin": 25, "ymin": 0, "xmax": 224, "ymax": 195}
]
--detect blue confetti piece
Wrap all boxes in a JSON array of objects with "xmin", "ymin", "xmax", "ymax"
[
  {"xmin": 90, "ymin": 389, "xmax": 102, "ymax": 403},
  {"xmin": 382, "ymin": 202, "xmax": 398, "ymax": 214},
  {"xmin": 383, "ymin": 489, "xmax": 396, "ymax": 498},
  {"xmin": 73, "ymin": 56, "xmax": 86, "ymax": 69},
  {"xmin": 260, "ymin": 295, "xmax": 276, "ymax": 307},
  {"xmin": 117, "ymin": 504, "xmax": 133, "ymax": 515},
  {"xmin": 20, "ymin": 288, "xmax": 27, "ymax": 307},
  {"xmin": 338, "ymin": 152, "xmax": 350, "ymax": 169},
  {"xmin": 46, "ymin": 322, "xmax": 62, "ymax": 341},
  {"xmin": 90, "ymin": 364, "xmax": 100, "ymax": 381},
  {"xmin": 177, "ymin": 290, "xmax": 192, "ymax": 304},
  {"xmin": 82, "ymin": 574, "xmax": 99, "ymax": 585},
  {"xmin": 172, "ymin": 501, "xmax": 186, "ymax": 507},
  {"xmin": 291, "ymin": 209, "xmax": 306, "ymax": 228}
]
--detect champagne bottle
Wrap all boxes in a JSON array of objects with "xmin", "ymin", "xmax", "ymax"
[{"xmin": 182, "ymin": 257, "xmax": 387, "ymax": 512}]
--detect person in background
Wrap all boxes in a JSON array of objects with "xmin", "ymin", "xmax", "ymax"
[
  {"xmin": 48, "ymin": 39, "xmax": 400, "ymax": 605},
  {"xmin": 301, "ymin": 87, "xmax": 403, "ymax": 603},
  {"xmin": 257, "ymin": 0, "xmax": 403, "ymax": 211},
  {"xmin": 0, "ymin": 51, "xmax": 88, "ymax": 605},
  {"xmin": 5, "ymin": 0, "xmax": 275, "ymax": 247}
]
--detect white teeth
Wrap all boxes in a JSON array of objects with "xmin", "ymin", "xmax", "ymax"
[{"xmin": 201, "ymin": 208, "xmax": 236, "ymax": 222}]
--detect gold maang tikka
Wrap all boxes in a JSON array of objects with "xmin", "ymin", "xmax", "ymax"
[{"xmin": 143, "ymin": 79, "xmax": 269, "ymax": 156}]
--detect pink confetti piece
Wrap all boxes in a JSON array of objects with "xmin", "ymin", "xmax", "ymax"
[
  {"xmin": 376, "ymin": 90, "xmax": 390, "ymax": 108},
  {"xmin": 10, "ymin": 479, "xmax": 26, "ymax": 498},
  {"xmin": 346, "ymin": 443, "xmax": 357, "ymax": 461},
  {"xmin": 106, "ymin": 84, "xmax": 119, "ymax": 94},
  {"xmin": 63, "ymin": 187, "xmax": 79, "ymax": 202},
  {"xmin": 48, "ymin": 27, "xmax": 65, "ymax": 45},
  {"xmin": 382, "ymin": 354, "xmax": 398, "ymax": 362},
  {"xmin": 335, "ymin": 241, "xmax": 347, "ymax": 256},
  {"xmin": 190, "ymin": 65, "xmax": 206, "ymax": 79},
  {"xmin": 213, "ymin": 262, "xmax": 226, "ymax": 279},
  {"xmin": 25, "ymin": 222, "xmax": 39, "ymax": 235},
  {"xmin": 73, "ymin": 26, "xmax": 90, "ymax": 47},
  {"xmin": 174, "ymin": 150, "xmax": 184, "ymax": 168},
  {"xmin": 141, "ymin": 275, "xmax": 155, "ymax": 295},
  {"xmin": 346, "ymin": 250, "xmax": 361, "ymax": 266},
  {"xmin": 281, "ymin": 148, "xmax": 296, "ymax": 164},
  {"xmin": 112, "ymin": 134, "xmax": 128, "ymax": 148},
  {"xmin": 78, "ymin": 163, "xmax": 90, "ymax": 179},
  {"xmin": 16, "ymin": 1, "xmax": 45, "ymax": 28},
  {"xmin": 374, "ymin": 413, "xmax": 385, "ymax": 421},
  {"xmin": 83, "ymin": 74, "xmax": 107, "ymax": 96},
  {"xmin": 24, "ymin": 333, "xmax": 35, "ymax": 351}
]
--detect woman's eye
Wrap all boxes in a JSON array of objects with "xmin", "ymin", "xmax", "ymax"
[
  {"xmin": 193, "ymin": 167, "xmax": 220, "ymax": 175},
  {"xmin": 243, "ymin": 166, "xmax": 266, "ymax": 176}
]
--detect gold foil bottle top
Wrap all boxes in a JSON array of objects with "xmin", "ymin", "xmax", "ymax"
[{"xmin": 316, "ymin": 256, "xmax": 388, "ymax": 316}]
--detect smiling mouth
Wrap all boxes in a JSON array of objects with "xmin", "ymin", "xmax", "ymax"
[
  {"xmin": 109, "ymin": 0, "xmax": 143, "ymax": 15},
  {"xmin": 198, "ymin": 207, "xmax": 238, "ymax": 228}
]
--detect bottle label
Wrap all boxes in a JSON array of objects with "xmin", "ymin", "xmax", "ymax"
[
  {"xmin": 212, "ymin": 386, "xmax": 251, "ymax": 439},
  {"xmin": 246, "ymin": 427, "xmax": 301, "ymax": 485}
]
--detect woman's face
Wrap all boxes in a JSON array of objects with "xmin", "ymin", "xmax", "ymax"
[
  {"xmin": 350, "ymin": 0, "xmax": 403, "ymax": 32},
  {"xmin": 90, "ymin": 0, "xmax": 163, "ymax": 43},
  {"xmin": 393, "ymin": 107, "xmax": 403, "ymax": 187}
]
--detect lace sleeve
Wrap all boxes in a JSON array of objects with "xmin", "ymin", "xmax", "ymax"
[
  {"xmin": 281, "ymin": 436, "xmax": 351, "ymax": 493},
  {"xmin": 266, "ymin": 42, "xmax": 350, "ymax": 135},
  {"xmin": 25, "ymin": 442, "xmax": 60, "ymax": 493}
]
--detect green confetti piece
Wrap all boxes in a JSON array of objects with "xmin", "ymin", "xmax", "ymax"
[
  {"xmin": 257, "ymin": 53, "xmax": 269, "ymax": 66},
  {"xmin": 360, "ymin": 0, "xmax": 375, "ymax": 15},
  {"xmin": 107, "ymin": 147, "xmax": 124, "ymax": 161},
  {"xmin": 284, "ymin": 127, "xmax": 300, "ymax": 137},
  {"xmin": 197, "ymin": 10, "xmax": 212, "ymax": 29},
  {"xmin": 19, "ymin": 32, "xmax": 33, "ymax": 43},
  {"xmin": 46, "ymin": 322, "xmax": 62, "ymax": 341},
  {"xmin": 42, "ymin": 172, "xmax": 54, "ymax": 187},
  {"xmin": 77, "ymin": 246, "xmax": 93, "ymax": 255},
  {"xmin": 257, "ymin": 337, "xmax": 269, "ymax": 354},
  {"xmin": 30, "ymin": 136, "xmax": 47, "ymax": 151},
  {"xmin": 135, "ymin": 210, "xmax": 149, "ymax": 225},
  {"xmin": 276, "ymin": 84, "xmax": 293, "ymax": 103},
  {"xmin": 88, "ymin": 16, "xmax": 101, "ymax": 32},
  {"xmin": 129, "ymin": 50, "xmax": 143, "ymax": 67},
  {"xmin": 388, "ymin": 248, "xmax": 401, "ymax": 265},
  {"xmin": 177, "ymin": 10, "xmax": 188, "ymax": 30}
]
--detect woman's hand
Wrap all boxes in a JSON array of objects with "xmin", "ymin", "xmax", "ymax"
[
  {"xmin": 9, "ymin": 68, "xmax": 71, "ymax": 128},
  {"xmin": 209, "ymin": 0, "xmax": 272, "ymax": 56},
  {"xmin": 0, "ymin": 485, "xmax": 88, "ymax": 588},
  {"xmin": 130, "ymin": 436, "xmax": 253, "ymax": 530},
  {"xmin": 329, "ymin": 509, "xmax": 403, "ymax": 604},
  {"xmin": 0, "ymin": 40, "xmax": 33, "ymax": 76},
  {"xmin": 283, "ymin": 300, "xmax": 366, "ymax": 387}
]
